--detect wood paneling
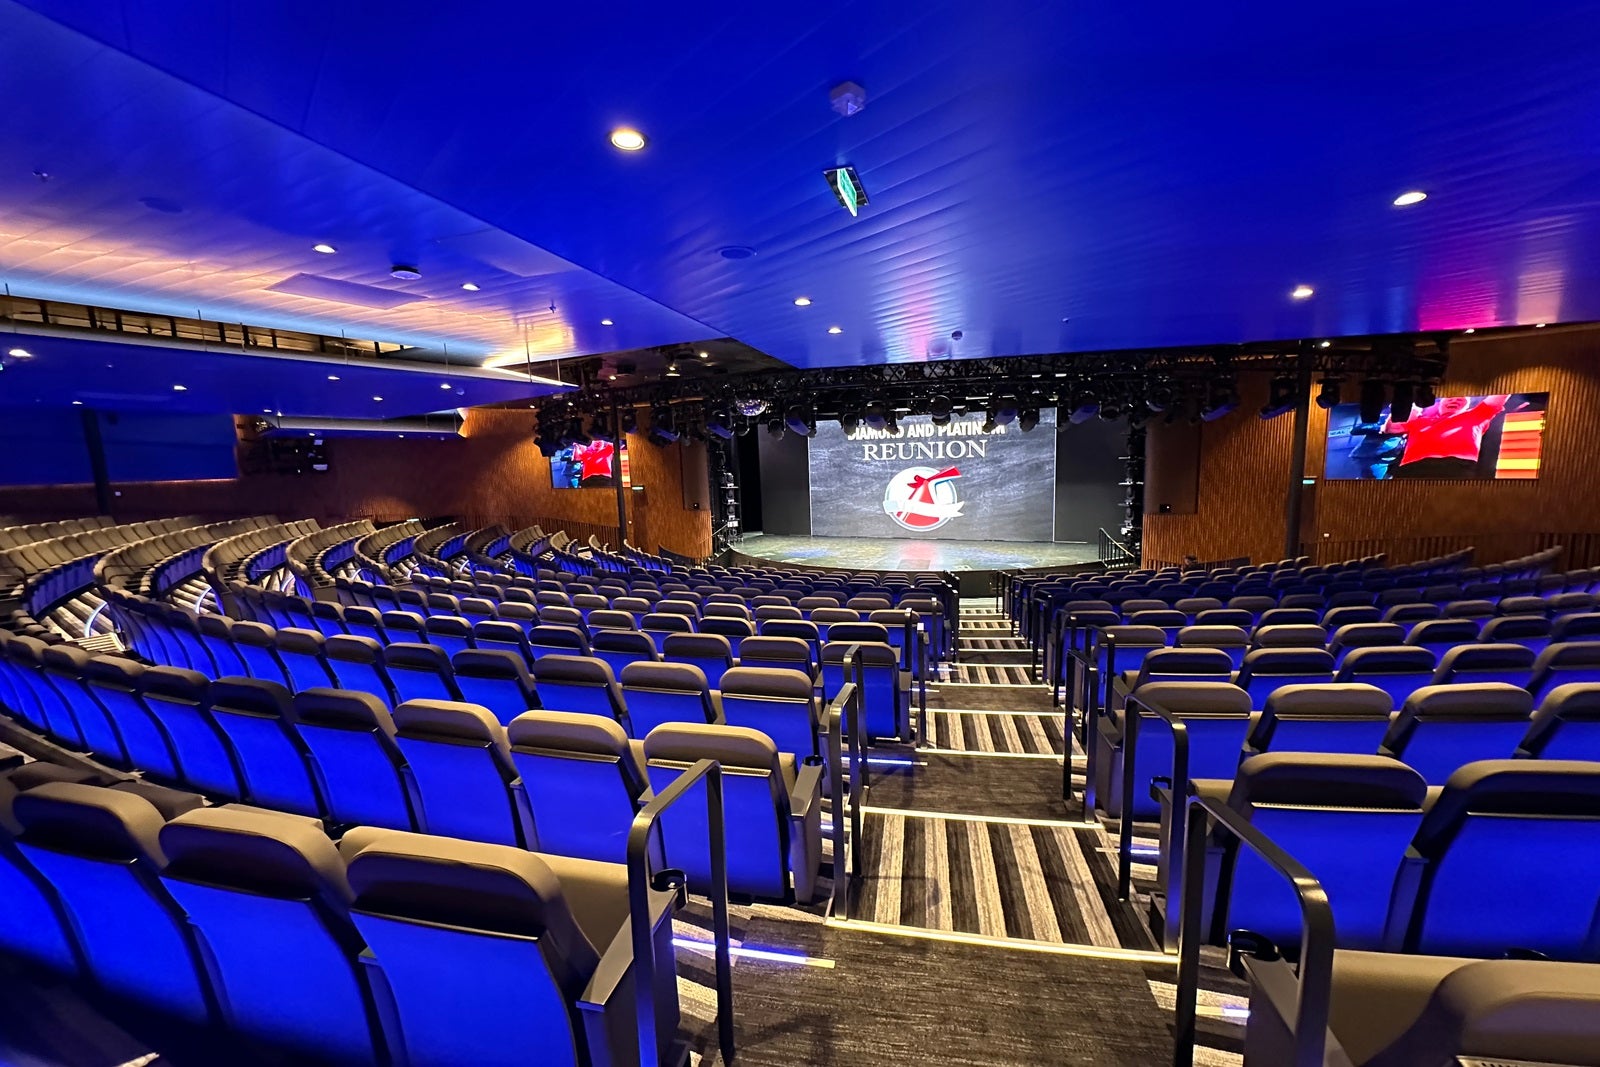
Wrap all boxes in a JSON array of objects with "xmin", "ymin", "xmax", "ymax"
[
  {"xmin": 0, "ymin": 408, "xmax": 712, "ymax": 557},
  {"xmin": 1144, "ymin": 327, "xmax": 1600, "ymax": 567}
]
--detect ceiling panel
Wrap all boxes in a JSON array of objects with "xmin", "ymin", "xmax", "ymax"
[{"xmin": 7, "ymin": 0, "xmax": 1600, "ymax": 371}]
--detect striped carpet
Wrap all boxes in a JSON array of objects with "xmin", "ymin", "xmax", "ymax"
[
  {"xmin": 925, "ymin": 708, "xmax": 1068, "ymax": 754},
  {"xmin": 943, "ymin": 663, "xmax": 1035, "ymax": 685}
]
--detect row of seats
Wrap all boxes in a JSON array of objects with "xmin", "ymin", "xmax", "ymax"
[
  {"xmin": 0, "ymin": 642, "xmax": 826, "ymax": 900},
  {"xmin": 1065, "ymin": 592, "xmax": 1600, "ymax": 630},
  {"xmin": 0, "ymin": 772, "xmax": 683, "ymax": 1066}
]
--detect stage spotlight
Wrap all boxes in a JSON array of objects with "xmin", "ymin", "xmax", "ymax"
[
  {"xmin": 1068, "ymin": 401, "xmax": 1100, "ymax": 425},
  {"xmin": 1099, "ymin": 397, "xmax": 1125, "ymax": 420},
  {"xmin": 705, "ymin": 405, "xmax": 735, "ymax": 440},
  {"xmin": 1416, "ymin": 381, "xmax": 1437, "ymax": 408},
  {"xmin": 650, "ymin": 405, "xmax": 680, "ymax": 445},
  {"xmin": 1259, "ymin": 374, "xmax": 1298, "ymax": 420},
  {"xmin": 784, "ymin": 403, "xmax": 817, "ymax": 438},
  {"xmin": 1018, "ymin": 407, "xmax": 1040, "ymax": 432},
  {"xmin": 928, "ymin": 394, "xmax": 953, "ymax": 426},
  {"xmin": 1316, "ymin": 376, "xmax": 1344, "ymax": 409},
  {"xmin": 883, "ymin": 409, "xmax": 900, "ymax": 435},
  {"xmin": 735, "ymin": 397, "xmax": 769, "ymax": 417},
  {"xmin": 839, "ymin": 410, "xmax": 861, "ymax": 434},
  {"xmin": 765, "ymin": 417, "xmax": 786, "ymax": 439},
  {"xmin": 987, "ymin": 395, "xmax": 1020, "ymax": 427},
  {"xmin": 1358, "ymin": 379, "xmax": 1387, "ymax": 424},
  {"xmin": 981, "ymin": 413, "xmax": 997, "ymax": 433},
  {"xmin": 1201, "ymin": 382, "xmax": 1240, "ymax": 422},
  {"xmin": 619, "ymin": 407, "xmax": 639, "ymax": 436},
  {"xmin": 1390, "ymin": 380, "xmax": 1416, "ymax": 421},
  {"xmin": 590, "ymin": 412, "xmax": 616, "ymax": 441},
  {"xmin": 864, "ymin": 399, "xmax": 890, "ymax": 431}
]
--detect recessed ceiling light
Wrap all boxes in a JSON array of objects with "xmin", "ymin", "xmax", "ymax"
[
  {"xmin": 1536, "ymin": 322, "xmax": 1548, "ymax": 328},
  {"xmin": 697, "ymin": 350, "xmax": 709, "ymax": 359},
  {"xmin": 440, "ymin": 382, "xmax": 453, "ymax": 389},
  {"xmin": 608, "ymin": 374, "xmax": 618, "ymax": 381},
  {"xmin": 327, "ymin": 374, "xmax": 340, "ymax": 381},
  {"xmin": 461, "ymin": 282, "xmax": 480, "ymax": 291},
  {"xmin": 1392, "ymin": 191, "xmax": 1428, "ymax": 206},
  {"xmin": 172, "ymin": 384, "xmax": 187, "ymax": 391},
  {"xmin": 390, "ymin": 265, "xmax": 421, "ymax": 280},
  {"xmin": 373, "ymin": 395, "xmax": 383, "ymax": 401},
  {"xmin": 794, "ymin": 297, "xmax": 812, "ymax": 307},
  {"xmin": 263, "ymin": 408, "xmax": 272, "ymax": 413},
  {"xmin": 312, "ymin": 243, "xmax": 337, "ymax": 254},
  {"xmin": 398, "ymin": 434, "xmax": 405, "ymax": 439},
  {"xmin": 1463, "ymin": 328, "xmax": 1476, "ymax": 334},
  {"xmin": 1290, "ymin": 285, "xmax": 1314, "ymax": 300},
  {"xmin": 1318, "ymin": 340, "xmax": 1332, "ymax": 348},
  {"xmin": 664, "ymin": 364, "xmax": 680, "ymax": 377},
  {"xmin": 71, "ymin": 399, "xmax": 82, "ymax": 405},
  {"xmin": 609, "ymin": 128, "xmax": 647, "ymax": 151},
  {"xmin": 600, "ymin": 319, "xmax": 614, "ymax": 326},
  {"xmin": 7, "ymin": 348, "xmax": 31, "ymax": 358},
  {"xmin": 827, "ymin": 326, "xmax": 843, "ymax": 334}
]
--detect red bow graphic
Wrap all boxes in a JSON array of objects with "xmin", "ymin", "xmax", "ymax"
[{"xmin": 906, "ymin": 467, "xmax": 961, "ymax": 504}]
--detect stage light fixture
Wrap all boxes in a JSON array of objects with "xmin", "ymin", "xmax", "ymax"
[
  {"xmin": 1259, "ymin": 374, "xmax": 1298, "ymax": 420},
  {"xmin": 1201, "ymin": 380, "xmax": 1240, "ymax": 422},
  {"xmin": 1415, "ymin": 381, "xmax": 1437, "ymax": 408},
  {"xmin": 735, "ymin": 397, "xmax": 768, "ymax": 417},
  {"xmin": 650, "ymin": 405, "xmax": 680, "ymax": 445},
  {"xmin": 766, "ymin": 417, "xmax": 786, "ymax": 439},
  {"xmin": 928, "ymin": 394, "xmax": 953, "ymax": 426},
  {"xmin": 785, "ymin": 403, "xmax": 817, "ymax": 438},
  {"xmin": 1068, "ymin": 401, "xmax": 1100, "ymax": 425},
  {"xmin": 883, "ymin": 409, "xmax": 900, "ymax": 435},
  {"xmin": 1018, "ymin": 407, "xmax": 1040, "ymax": 432},
  {"xmin": 1316, "ymin": 376, "xmax": 1343, "ymax": 409},
  {"xmin": 567, "ymin": 416, "xmax": 593, "ymax": 445},
  {"xmin": 981, "ymin": 413, "xmax": 997, "ymax": 433},
  {"xmin": 1390, "ymin": 380, "xmax": 1416, "ymax": 421},
  {"xmin": 839, "ymin": 410, "xmax": 861, "ymax": 434},
  {"xmin": 706, "ymin": 405, "xmax": 735, "ymax": 440},
  {"xmin": 864, "ymin": 400, "xmax": 889, "ymax": 431},
  {"xmin": 991, "ymin": 395, "xmax": 1020, "ymax": 427},
  {"xmin": 620, "ymin": 407, "xmax": 639, "ymax": 435},
  {"xmin": 1358, "ymin": 379, "xmax": 1387, "ymax": 424}
]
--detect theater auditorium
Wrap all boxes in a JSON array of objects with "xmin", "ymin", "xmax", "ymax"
[{"xmin": 2, "ymin": 5, "xmax": 1600, "ymax": 1066}]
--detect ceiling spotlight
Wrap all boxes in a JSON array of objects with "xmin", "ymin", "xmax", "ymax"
[
  {"xmin": 1018, "ymin": 407, "xmax": 1041, "ymax": 432},
  {"xmin": 461, "ymin": 282, "xmax": 480, "ymax": 291},
  {"xmin": 1068, "ymin": 402, "xmax": 1100, "ymax": 425},
  {"xmin": 1463, "ymin": 328, "xmax": 1476, "ymax": 334},
  {"xmin": 1259, "ymin": 374, "xmax": 1299, "ymax": 420},
  {"xmin": 6, "ymin": 348, "xmax": 31, "ymax": 358},
  {"xmin": 649, "ymin": 405, "xmax": 679, "ymax": 445},
  {"xmin": 609, "ymin": 127, "xmax": 647, "ymax": 151},
  {"xmin": 697, "ymin": 350, "xmax": 710, "ymax": 359},
  {"xmin": 864, "ymin": 399, "xmax": 890, "ymax": 431},
  {"xmin": 1392, "ymin": 191, "xmax": 1428, "ymax": 206},
  {"xmin": 839, "ymin": 410, "xmax": 862, "ymax": 434},
  {"xmin": 172, "ymin": 384, "xmax": 187, "ymax": 391},
  {"xmin": 784, "ymin": 403, "xmax": 817, "ymax": 438},
  {"xmin": 1291, "ymin": 285, "xmax": 1315, "ymax": 300},
  {"xmin": 735, "ymin": 397, "xmax": 768, "ymax": 418},
  {"xmin": 765, "ymin": 417, "xmax": 786, "ymax": 439},
  {"xmin": 928, "ymin": 395, "xmax": 953, "ymax": 426},
  {"xmin": 71, "ymin": 399, "xmax": 83, "ymax": 405},
  {"xmin": 312, "ymin": 243, "xmax": 337, "ymax": 254},
  {"xmin": 373, "ymin": 396, "xmax": 384, "ymax": 402},
  {"xmin": 1318, "ymin": 340, "xmax": 1332, "ymax": 348},
  {"xmin": 600, "ymin": 319, "xmax": 614, "ymax": 326},
  {"xmin": 706, "ymin": 406, "xmax": 735, "ymax": 440},
  {"xmin": 1358, "ymin": 379, "xmax": 1387, "ymax": 424},
  {"xmin": 390, "ymin": 265, "xmax": 422, "ymax": 280},
  {"xmin": 608, "ymin": 373, "xmax": 618, "ymax": 381},
  {"xmin": 327, "ymin": 374, "xmax": 340, "ymax": 381},
  {"xmin": 986, "ymin": 395, "xmax": 1020, "ymax": 428},
  {"xmin": 664, "ymin": 363, "xmax": 681, "ymax": 377},
  {"xmin": 1536, "ymin": 322, "xmax": 1547, "ymax": 328},
  {"xmin": 827, "ymin": 326, "xmax": 843, "ymax": 335},
  {"xmin": 440, "ymin": 382, "xmax": 453, "ymax": 389},
  {"xmin": 793, "ymin": 297, "xmax": 812, "ymax": 306}
]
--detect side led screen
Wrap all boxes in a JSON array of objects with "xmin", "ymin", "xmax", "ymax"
[
  {"xmin": 1323, "ymin": 393, "xmax": 1548, "ymax": 480},
  {"xmin": 550, "ymin": 439, "xmax": 616, "ymax": 489}
]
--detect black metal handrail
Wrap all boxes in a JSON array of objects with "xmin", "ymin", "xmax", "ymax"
[
  {"xmin": 627, "ymin": 758, "xmax": 734, "ymax": 1066},
  {"xmin": 826, "ymin": 643, "xmax": 867, "ymax": 919},
  {"xmin": 1173, "ymin": 788, "xmax": 1336, "ymax": 1067}
]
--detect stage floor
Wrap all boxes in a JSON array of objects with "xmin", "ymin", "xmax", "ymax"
[{"xmin": 737, "ymin": 533, "xmax": 1098, "ymax": 572}]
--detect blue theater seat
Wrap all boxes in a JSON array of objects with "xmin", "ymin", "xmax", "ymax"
[
  {"xmin": 620, "ymin": 661, "xmax": 719, "ymax": 735},
  {"xmin": 0, "ymin": 774, "xmax": 86, "ymax": 976},
  {"xmin": 1233, "ymin": 647, "xmax": 1335, "ymax": 707},
  {"xmin": 508, "ymin": 711, "xmax": 649, "ymax": 864},
  {"xmin": 274, "ymin": 627, "xmax": 339, "ymax": 692},
  {"xmin": 309, "ymin": 600, "xmax": 349, "ymax": 637},
  {"xmin": 470, "ymin": 620, "xmax": 535, "ymax": 667},
  {"xmin": 1406, "ymin": 618, "xmax": 1482, "ymax": 658},
  {"xmin": 392, "ymin": 699, "xmax": 529, "ymax": 846},
  {"xmin": 529, "ymin": 655, "xmax": 630, "ymax": 731},
  {"xmin": 758, "ymin": 618, "xmax": 822, "ymax": 665},
  {"xmin": 1478, "ymin": 614, "xmax": 1552, "ymax": 656},
  {"xmin": 1381, "ymin": 683, "xmax": 1535, "ymax": 786},
  {"xmin": 383, "ymin": 642, "xmax": 463, "ymax": 704},
  {"xmin": 662, "ymin": 632, "xmax": 735, "ymax": 688},
  {"xmin": 195, "ymin": 615, "xmax": 251, "ymax": 675},
  {"xmin": 821, "ymin": 640, "xmax": 909, "ymax": 741},
  {"xmin": 292, "ymin": 689, "xmax": 417, "ymax": 831},
  {"xmin": 1104, "ymin": 681, "xmax": 1252, "ymax": 821},
  {"xmin": 586, "ymin": 608, "xmax": 637, "ymax": 633},
  {"xmin": 590, "ymin": 628, "xmax": 658, "ymax": 678},
  {"xmin": 12, "ymin": 783, "xmax": 213, "ymax": 1024},
  {"xmin": 141, "ymin": 667, "xmax": 243, "ymax": 799},
  {"xmin": 1175, "ymin": 625, "xmax": 1250, "ymax": 668},
  {"xmin": 340, "ymin": 605, "xmax": 387, "ymax": 644},
  {"xmin": 230, "ymin": 620, "xmax": 291, "ymax": 686},
  {"xmin": 158, "ymin": 806, "xmax": 387, "ymax": 1064},
  {"xmin": 1329, "ymin": 622, "xmax": 1406, "ymax": 667},
  {"xmin": 640, "ymin": 611, "xmax": 694, "ymax": 653},
  {"xmin": 719, "ymin": 666, "xmax": 820, "ymax": 763},
  {"xmin": 1530, "ymin": 642, "xmax": 1600, "ymax": 701},
  {"xmin": 644, "ymin": 722, "xmax": 823, "ymax": 903},
  {"xmin": 324, "ymin": 635, "xmax": 397, "ymax": 705},
  {"xmin": 380, "ymin": 609, "xmax": 428, "ymax": 644},
  {"xmin": 81, "ymin": 656, "xmax": 181, "ymax": 781},
  {"xmin": 1335, "ymin": 646, "xmax": 1439, "ymax": 705},
  {"xmin": 1205, "ymin": 753, "xmax": 1426, "ymax": 951},
  {"xmin": 451, "ymin": 649, "xmax": 539, "ymax": 725},
  {"xmin": 37, "ymin": 645, "xmax": 125, "ymax": 763},
  {"xmin": 1517, "ymin": 683, "xmax": 1600, "ymax": 760},
  {"xmin": 1243, "ymin": 682, "xmax": 1393, "ymax": 758},
  {"xmin": 1250, "ymin": 623, "xmax": 1328, "ymax": 649},
  {"xmin": 528, "ymin": 623, "xmax": 592, "ymax": 659},
  {"xmin": 1256, "ymin": 607, "xmax": 1319, "ymax": 628},
  {"xmin": 1431, "ymin": 642, "xmax": 1537, "ymax": 688},
  {"xmin": 1399, "ymin": 760, "xmax": 1600, "ymax": 959},
  {"xmin": 737, "ymin": 635, "xmax": 816, "ymax": 676},
  {"xmin": 700, "ymin": 615, "xmax": 755, "ymax": 654},
  {"xmin": 423, "ymin": 615, "xmax": 475, "ymax": 659},
  {"xmin": 206, "ymin": 677, "xmax": 325, "ymax": 817}
]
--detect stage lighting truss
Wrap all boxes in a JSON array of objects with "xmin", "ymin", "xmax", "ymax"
[{"xmin": 529, "ymin": 334, "xmax": 1452, "ymax": 439}]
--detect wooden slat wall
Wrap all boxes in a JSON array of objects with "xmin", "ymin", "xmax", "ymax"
[
  {"xmin": 1144, "ymin": 327, "xmax": 1600, "ymax": 568},
  {"xmin": 0, "ymin": 409, "xmax": 713, "ymax": 557}
]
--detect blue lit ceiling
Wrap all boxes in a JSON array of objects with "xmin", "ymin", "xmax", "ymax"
[{"xmin": 6, "ymin": 0, "xmax": 1600, "ymax": 386}]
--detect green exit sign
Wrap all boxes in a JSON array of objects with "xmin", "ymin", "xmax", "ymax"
[{"xmin": 824, "ymin": 166, "xmax": 868, "ymax": 217}]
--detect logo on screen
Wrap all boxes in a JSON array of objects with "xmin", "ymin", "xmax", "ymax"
[{"xmin": 883, "ymin": 466, "xmax": 963, "ymax": 531}]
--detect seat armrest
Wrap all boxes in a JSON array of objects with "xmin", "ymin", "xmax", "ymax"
[
  {"xmin": 790, "ymin": 761, "xmax": 824, "ymax": 817},
  {"xmin": 579, "ymin": 885, "xmax": 676, "ymax": 1008},
  {"xmin": 708, "ymin": 690, "xmax": 725, "ymax": 724}
]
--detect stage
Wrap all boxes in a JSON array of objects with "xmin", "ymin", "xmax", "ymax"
[{"xmin": 734, "ymin": 533, "xmax": 1099, "ymax": 573}]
